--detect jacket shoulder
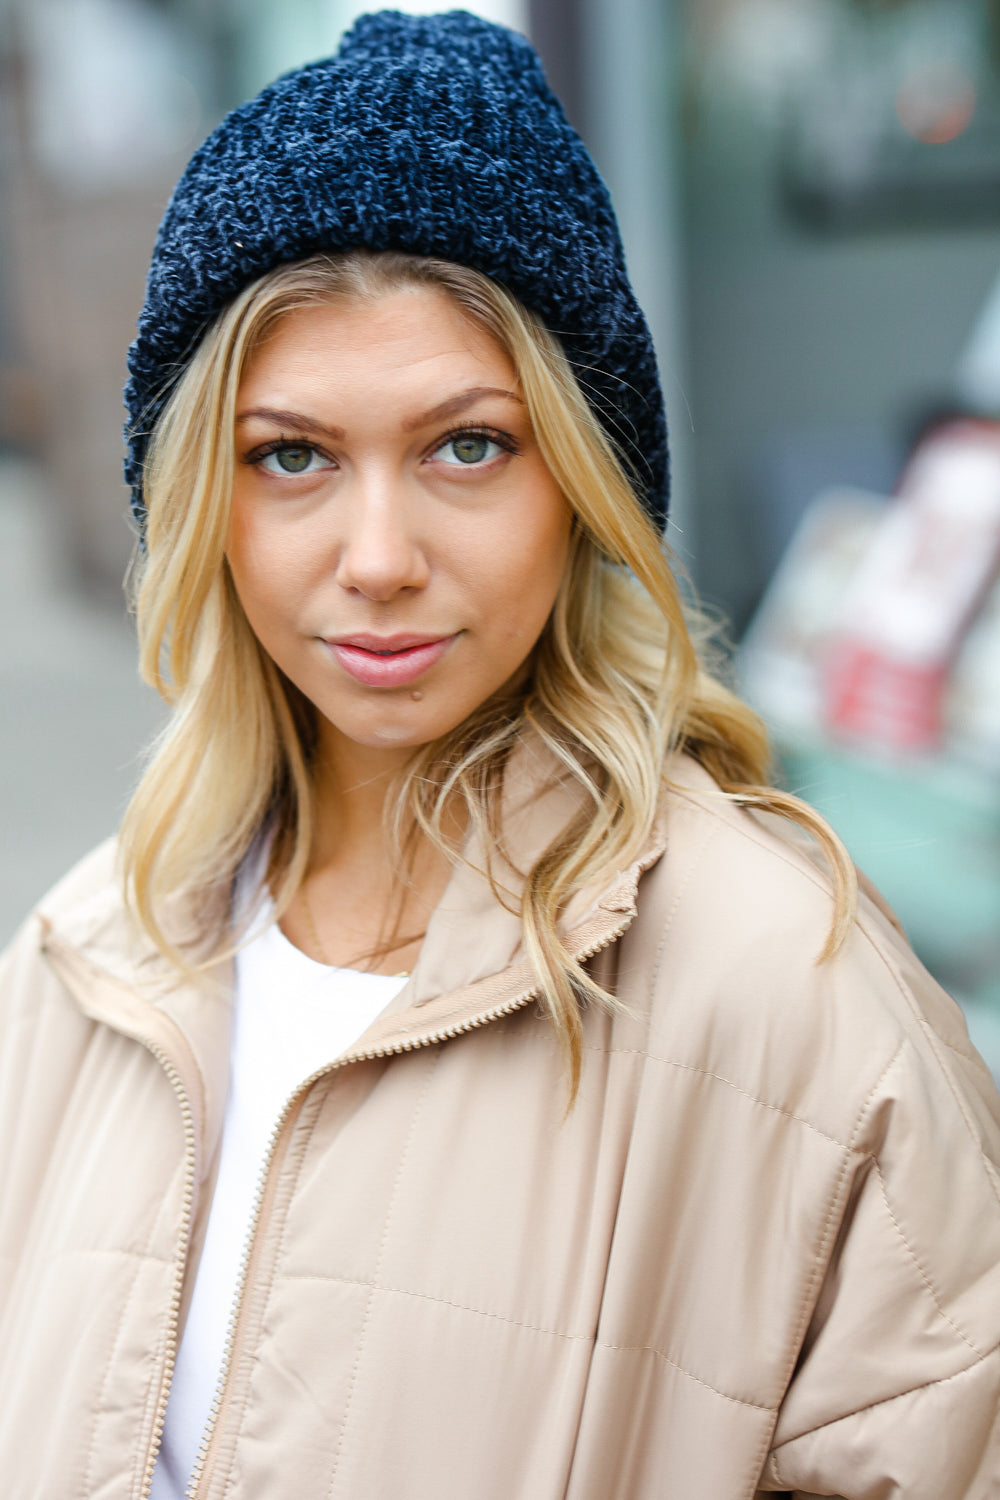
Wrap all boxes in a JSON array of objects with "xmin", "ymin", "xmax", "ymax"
[
  {"xmin": 621, "ymin": 763, "xmax": 1000, "ymax": 1488},
  {"xmin": 652, "ymin": 757, "xmax": 896, "ymax": 963},
  {"xmin": 2, "ymin": 838, "xmax": 121, "ymax": 958},
  {"xmin": 36, "ymin": 837, "xmax": 121, "ymax": 922},
  {"xmin": 625, "ymin": 758, "xmax": 999, "ymax": 1151},
  {"xmin": 0, "ymin": 840, "xmax": 125, "ymax": 1061}
]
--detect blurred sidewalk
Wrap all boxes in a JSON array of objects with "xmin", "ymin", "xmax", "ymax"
[{"xmin": 0, "ymin": 458, "xmax": 163, "ymax": 945}]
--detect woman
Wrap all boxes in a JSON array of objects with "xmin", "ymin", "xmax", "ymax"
[{"xmin": 2, "ymin": 12, "xmax": 998, "ymax": 1498}]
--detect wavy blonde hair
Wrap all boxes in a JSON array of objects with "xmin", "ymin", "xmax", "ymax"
[{"xmin": 122, "ymin": 250, "xmax": 854, "ymax": 1093}]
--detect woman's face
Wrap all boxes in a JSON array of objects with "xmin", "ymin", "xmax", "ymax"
[{"xmin": 227, "ymin": 285, "xmax": 572, "ymax": 759}]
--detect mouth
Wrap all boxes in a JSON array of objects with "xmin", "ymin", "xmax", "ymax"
[{"xmin": 322, "ymin": 633, "xmax": 456, "ymax": 688}]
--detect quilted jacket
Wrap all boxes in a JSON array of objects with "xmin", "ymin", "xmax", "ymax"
[{"xmin": 1, "ymin": 752, "xmax": 998, "ymax": 1498}]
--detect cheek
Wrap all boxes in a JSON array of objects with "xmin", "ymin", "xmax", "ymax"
[
  {"xmin": 492, "ymin": 508, "xmax": 571, "ymax": 613},
  {"xmin": 455, "ymin": 506, "xmax": 571, "ymax": 659},
  {"xmin": 226, "ymin": 509, "xmax": 312, "ymax": 640}
]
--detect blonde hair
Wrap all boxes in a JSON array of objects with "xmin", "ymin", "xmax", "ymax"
[{"xmin": 122, "ymin": 250, "xmax": 855, "ymax": 1094}]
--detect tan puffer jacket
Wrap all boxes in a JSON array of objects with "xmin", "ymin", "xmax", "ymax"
[{"xmin": 1, "ymin": 754, "xmax": 999, "ymax": 1499}]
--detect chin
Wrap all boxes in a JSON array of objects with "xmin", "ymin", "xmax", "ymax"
[
  {"xmin": 319, "ymin": 700, "xmax": 459, "ymax": 753},
  {"xmin": 367, "ymin": 722, "xmax": 429, "ymax": 747}
]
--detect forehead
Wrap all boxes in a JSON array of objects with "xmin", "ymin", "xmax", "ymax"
[{"xmin": 239, "ymin": 284, "xmax": 516, "ymax": 400}]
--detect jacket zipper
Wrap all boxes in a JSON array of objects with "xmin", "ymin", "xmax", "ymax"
[
  {"xmin": 137, "ymin": 1039, "xmax": 199, "ymax": 1500},
  {"xmin": 184, "ymin": 907, "xmax": 632, "ymax": 1498}
]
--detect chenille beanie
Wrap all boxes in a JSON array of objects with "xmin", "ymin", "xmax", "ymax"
[{"xmin": 124, "ymin": 9, "xmax": 669, "ymax": 531}]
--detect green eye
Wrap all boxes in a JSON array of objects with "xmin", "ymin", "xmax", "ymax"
[
  {"xmin": 437, "ymin": 433, "xmax": 504, "ymax": 466},
  {"xmin": 451, "ymin": 435, "xmax": 491, "ymax": 464},
  {"xmin": 274, "ymin": 445, "xmax": 313, "ymax": 472},
  {"xmin": 257, "ymin": 443, "xmax": 330, "ymax": 476}
]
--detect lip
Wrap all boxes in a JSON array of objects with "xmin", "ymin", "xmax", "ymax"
[{"xmin": 323, "ymin": 632, "xmax": 456, "ymax": 687}]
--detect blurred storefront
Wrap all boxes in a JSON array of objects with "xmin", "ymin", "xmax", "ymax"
[
  {"xmin": 681, "ymin": 0, "xmax": 1000, "ymax": 1070},
  {"xmin": 0, "ymin": 0, "xmax": 211, "ymax": 590}
]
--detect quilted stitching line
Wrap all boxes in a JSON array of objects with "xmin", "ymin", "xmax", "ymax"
[
  {"xmin": 223, "ymin": 1085, "xmax": 330, "ymax": 1495},
  {"xmin": 872, "ymin": 1159, "xmax": 983, "ymax": 1357},
  {"xmin": 938, "ymin": 1031, "xmax": 991, "ymax": 1066},
  {"xmin": 282, "ymin": 1271, "xmax": 591, "ymax": 1341},
  {"xmin": 282, "ymin": 1271, "xmax": 772, "ymax": 1414},
  {"xmin": 771, "ymin": 1339, "xmax": 1000, "ymax": 1448},
  {"xmin": 85, "ymin": 1081, "xmax": 194, "ymax": 1500},
  {"xmin": 587, "ymin": 1045, "xmax": 852, "ymax": 1152},
  {"xmin": 325, "ymin": 1049, "xmax": 443, "ymax": 1500},
  {"xmin": 640, "ymin": 816, "xmax": 724, "ymax": 1018},
  {"xmin": 984, "ymin": 1155, "xmax": 1000, "ymax": 1197},
  {"xmin": 83, "ymin": 1256, "xmax": 146, "ymax": 1500},
  {"xmin": 863, "ymin": 957, "xmax": 1000, "ymax": 1218},
  {"xmin": 762, "ymin": 1038, "xmax": 908, "ymax": 1480},
  {"xmin": 909, "ymin": 1010, "xmax": 1000, "ymax": 1215},
  {"xmin": 82, "ymin": 1154, "xmax": 181, "ymax": 1500},
  {"xmin": 756, "ymin": 1143, "xmax": 856, "ymax": 1494},
  {"xmin": 671, "ymin": 786, "xmax": 1000, "ymax": 1216},
  {"xmin": 594, "ymin": 1339, "xmax": 773, "ymax": 1412},
  {"xmin": 846, "ymin": 1036, "xmax": 908, "ymax": 1157},
  {"xmin": 44, "ymin": 1246, "xmax": 172, "ymax": 1263}
]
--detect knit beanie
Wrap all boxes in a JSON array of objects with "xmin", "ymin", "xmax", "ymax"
[{"xmin": 124, "ymin": 9, "xmax": 669, "ymax": 532}]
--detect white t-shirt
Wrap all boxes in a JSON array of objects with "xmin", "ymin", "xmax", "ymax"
[{"xmin": 150, "ymin": 914, "xmax": 406, "ymax": 1499}]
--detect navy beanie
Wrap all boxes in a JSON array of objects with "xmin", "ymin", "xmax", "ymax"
[{"xmin": 124, "ymin": 9, "xmax": 669, "ymax": 532}]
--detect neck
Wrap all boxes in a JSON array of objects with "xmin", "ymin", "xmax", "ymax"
[
  {"xmin": 283, "ymin": 724, "xmax": 459, "ymax": 973},
  {"xmin": 310, "ymin": 728, "xmax": 413, "ymax": 868}
]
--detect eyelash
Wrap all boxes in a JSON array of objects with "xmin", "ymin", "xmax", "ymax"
[
  {"xmin": 244, "ymin": 436, "xmax": 333, "ymax": 471},
  {"xmin": 244, "ymin": 424, "xmax": 520, "ymax": 471},
  {"xmin": 432, "ymin": 424, "xmax": 519, "ymax": 461}
]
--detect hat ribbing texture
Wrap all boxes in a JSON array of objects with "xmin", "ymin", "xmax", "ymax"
[{"xmin": 124, "ymin": 9, "xmax": 669, "ymax": 530}]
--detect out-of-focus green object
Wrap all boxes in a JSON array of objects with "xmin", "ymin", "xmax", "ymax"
[{"xmin": 779, "ymin": 735, "xmax": 1000, "ymax": 1076}]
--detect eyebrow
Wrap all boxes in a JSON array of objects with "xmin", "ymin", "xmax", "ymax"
[
  {"xmin": 235, "ymin": 386, "xmax": 524, "ymax": 439},
  {"xmin": 402, "ymin": 386, "xmax": 524, "ymax": 431},
  {"xmin": 235, "ymin": 407, "xmax": 346, "ymax": 440}
]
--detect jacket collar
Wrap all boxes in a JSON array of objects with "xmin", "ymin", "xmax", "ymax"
[
  {"xmin": 39, "ymin": 736, "xmax": 681, "ymax": 1117},
  {"xmin": 404, "ymin": 731, "xmax": 628, "ymax": 1008}
]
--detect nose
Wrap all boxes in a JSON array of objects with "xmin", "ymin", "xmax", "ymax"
[{"xmin": 334, "ymin": 474, "xmax": 430, "ymax": 601}]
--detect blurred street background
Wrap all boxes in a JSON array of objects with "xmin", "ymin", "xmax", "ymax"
[{"xmin": 2, "ymin": 0, "xmax": 1000, "ymax": 1073}]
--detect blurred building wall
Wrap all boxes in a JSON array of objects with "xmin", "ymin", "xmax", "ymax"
[
  {"xmin": 581, "ymin": 0, "xmax": 694, "ymax": 564},
  {"xmin": 1, "ymin": 0, "xmax": 211, "ymax": 593},
  {"xmin": 680, "ymin": 0, "xmax": 1000, "ymax": 630}
]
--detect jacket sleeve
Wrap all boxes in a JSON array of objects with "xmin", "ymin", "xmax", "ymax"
[{"xmin": 762, "ymin": 971, "xmax": 1000, "ymax": 1500}]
